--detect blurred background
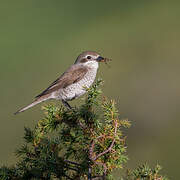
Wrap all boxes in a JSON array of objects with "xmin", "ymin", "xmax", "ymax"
[{"xmin": 1, "ymin": 0, "xmax": 180, "ymax": 179}]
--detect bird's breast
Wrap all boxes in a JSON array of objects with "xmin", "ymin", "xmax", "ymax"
[{"xmin": 59, "ymin": 67, "xmax": 98, "ymax": 101}]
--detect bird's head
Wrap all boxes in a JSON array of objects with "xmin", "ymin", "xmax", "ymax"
[{"xmin": 75, "ymin": 51, "xmax": 111, "ymax": 68}]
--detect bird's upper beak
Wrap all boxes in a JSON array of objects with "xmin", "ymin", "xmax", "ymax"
[{"xmin": 96, "ymin": 56, "xmax": 111, "ymax": 62}]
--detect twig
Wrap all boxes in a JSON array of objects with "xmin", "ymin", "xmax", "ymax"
[
  {"xmin": 89, "ymin": 120, "xmax": 118, "ymax": 161},
  {"xmin": 88, "ymin": 166, "xmax": 92, "ymax": 180},
  {"xmin": 94, "ymin": 160, "xmax": 107, "ymax": 177},
  {"xmin": 64, "ymin": 159, "xmax": 81, "ymax": 166},
  {"xmin": 67, "ymin": 167, "xmax": 79, "ymax": 171},
  {"xmin": 78, "ymin": 120, "xmax": 87, "ymax": 129},
  {"xmin": 89, "ymin": 120, "xmax": 118, "ymax": 176},
  {"xmin": 94, "ymin": 138, "xmax": 115, "ymax": 161}
]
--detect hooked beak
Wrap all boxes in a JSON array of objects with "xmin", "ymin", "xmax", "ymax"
[{"xmin": 96, "ymin": 56, "xmax": 112, "ymax": 62}]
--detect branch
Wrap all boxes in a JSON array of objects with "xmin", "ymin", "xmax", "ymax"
[
  {"xmin": 89, "ymin": 120, "xmax": 118, "ymax": 161},
  {"xmin": 64, "ymin": 160, "xmax": 81, "ymax": 166},
  {"xmin": 89, "ymin": 120, "xmax": 118, "ymax": 176}
]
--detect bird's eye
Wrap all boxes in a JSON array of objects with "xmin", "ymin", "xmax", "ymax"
[{"xmin": 87, "ymin": 56, "xmax": 91, "ymax": 59}]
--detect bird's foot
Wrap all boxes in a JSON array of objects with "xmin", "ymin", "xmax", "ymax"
[{"xmin": 62, "ymin": 100, "xmax": 72, "ymax": 110}]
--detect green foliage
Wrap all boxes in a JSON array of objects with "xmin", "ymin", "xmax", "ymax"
[
  {"xmin": 123, "ymin": 164, "xmax": 168, "ymax": 180},
  {"xmin": 0, "ymin": 79, "xmax": 168, "ymax": 180}
]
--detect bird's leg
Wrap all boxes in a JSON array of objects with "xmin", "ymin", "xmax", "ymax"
[{"xmin": 62, "ymin": 100, "xmax": 72, "ymax": 110}]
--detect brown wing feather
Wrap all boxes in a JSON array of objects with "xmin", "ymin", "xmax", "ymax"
[{"xmin": 35, "ymin": 65, "xmax": 88, "ymax": 98}]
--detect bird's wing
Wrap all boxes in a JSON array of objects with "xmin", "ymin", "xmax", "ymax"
[{"xmin": 35, "ymin": 65, "xmax": 88, "ymax": 98}]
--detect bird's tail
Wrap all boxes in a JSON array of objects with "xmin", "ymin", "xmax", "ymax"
[{"xmin": 14, "ymin": 94, "xmax": 51, "ymax": 115}]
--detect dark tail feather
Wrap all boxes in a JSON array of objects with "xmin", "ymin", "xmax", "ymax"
[{"xmin": 14, "ymin": 95, "xmax": 51, "ymax": 115}]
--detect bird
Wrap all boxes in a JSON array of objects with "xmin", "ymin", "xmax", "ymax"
[{"xmin": 14, "ymin": 51, "xmax": 111, "ymax": 115}]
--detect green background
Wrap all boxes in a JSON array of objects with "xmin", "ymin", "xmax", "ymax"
[{"xmin": 1, "ymin": 0, "xmax": 180, "ymax": 179}]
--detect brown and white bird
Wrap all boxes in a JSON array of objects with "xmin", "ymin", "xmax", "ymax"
[{"xmin": 14, "ymin": 51, "xmax": 110, "ymax": 114}]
